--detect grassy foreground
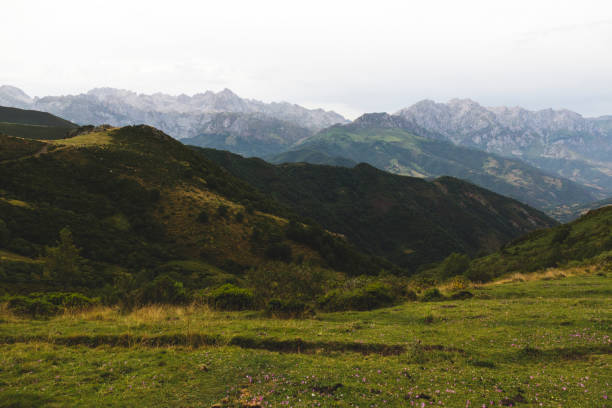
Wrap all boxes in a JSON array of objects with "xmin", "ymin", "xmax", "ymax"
[{"xmin": 0, "ymin": 274, "xmax": 610, "ymax": 407}]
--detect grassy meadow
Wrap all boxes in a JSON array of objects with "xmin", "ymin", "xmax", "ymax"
[{"xmin": 0, "ymin": 272, "xmax": 610, "ymax": 407}]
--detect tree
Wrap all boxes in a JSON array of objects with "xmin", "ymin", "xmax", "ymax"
[
  {"xmin": 44, "ymin": 227, "xmax": 84, "ymax": 284},
  {"xmin": 440, "ymin": 252, "xmax": 471, "ymax": 279}
]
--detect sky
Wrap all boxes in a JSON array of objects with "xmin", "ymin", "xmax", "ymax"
[{"xmin": 2, "ymin": 0, "xmax": 612, "ymax": 119}]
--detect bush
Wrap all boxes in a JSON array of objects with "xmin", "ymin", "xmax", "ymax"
[
  {"xmin": 217, "ymin": 204, "xmax": 229, "ymax": 218},
  {"xmin": 138, "ymin": 275, "xmax": 188, "ymax": 304},
  {"xmin": 464, "ymin": 267, "xmax": 493, "ymax": 283},
  {"xmin": 449, "ymin": 290, "xmax": 474, "ymax": 300},
  {"xmin": 265, "ymin": 298, "xmax": 310, "ymax": 318},
  {"xmin": 246, "ymin": 263, "xmax": 336, "ymax": 306},
  {"xmin": 235, "ymin": 212, "xmax": 245, "ymax": 223},
  {"xmin": 440, "ymin": 253, "xmax": 471, "ymax": 279},
  {"xmin": 420, "ymin": 288, "xmax": 445, "ymax": 302},
  {"xmin": 7, "ymin": 296, "xmax": 59, "ymax": 318},
  {"xmin": 447, "ymin": 275, "xmax": 470, "ymax": 291},
  {"xmin": 264, "ymin": 243, "xmax": 292, "ymax": 262},
  {"xmin": 43, "ymin": 292, "xmax": 99, "ymax": 309},
  {"xmin": 318, "ymin": 283, "xmax": 395, "ymax": 311},
  {"xmin": 210, "ymin": 284, "xmax": 254, "ymax": 310},
  {"xmin": 197, "ymin": 210, "xmax": 209, "ymax": 223}
]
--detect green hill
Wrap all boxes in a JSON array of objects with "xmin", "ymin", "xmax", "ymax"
[
  {"xmin": 464, "ymin": 206, "xmax": 612, "ymax": 280},
  {"xmin": 0, "ymin": 106, "xmax": 77, "ymax": 140},
  {"xmin": 195, "ymin": 147, "xmax": 556, "ymax": 269},
  {"xmin": 273, "ymin": 115, "xmax": 600, "ymax": 216},
  {"xmin": 0, "ymin": 125, "xmax": 390, "ymax": 299}
]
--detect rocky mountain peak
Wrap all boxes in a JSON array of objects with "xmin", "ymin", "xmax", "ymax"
[{"xmin": 0, "ymin": 85, "xmax": 34, "ymax": 108}]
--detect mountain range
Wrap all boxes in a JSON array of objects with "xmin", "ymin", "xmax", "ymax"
[
  {"xmin": 273, "ymin": 113, "xmax": 602, "ymax": 212},
  {"xmin": 2, "ymin": 85, "xmax": 612, "ymax": 218},
  {"xmin": 0, "ymin": 85, "xmax": 346, "ymax": 157},
  {"xmin": 396, "ymin": 99, "xmax": 612, "ymax": 193}
]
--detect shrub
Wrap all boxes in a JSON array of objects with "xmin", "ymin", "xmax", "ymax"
[
  {"xmin": 247, "ymin": 263, "xmax": 336, "ymax": 306},
  {"xmin": 464, "ymin": 267, "xmax": 493, "ymax": 283},
  {"xmin": 264, "ymin": 243, "xmax": 292, "ymax": 262},
  {"xmin": 447, "ymin": 275, "xmax": 470, "ymax": 291},
  {"xmin": 403, "ymin": 289, "xmax": 418, "ymax": 301},
  {"xmin": 440, "ymin": 253, "xmax": 471, "ymax": 279},
  {"xmin": 420, "ymin": 288, "xmax": 445, "ymax": 302},
  {"xmin": 217, "ymin": 204, "xmax": 229, "ymax": 218},
  {"xmin": 235, "ymin": 212, "xmax": 245, "ymax": 223},
  {"xmin": 138, "ymin": 275, "xmax": 188, "ymax": 305},
  {"xmin": 43, "ymin": 292, "xmax": 99, "ymax": 309},
  {"xmin": 318, "ymin": 283, "xmax": 395, "ymax": 311},
  {"xmin": 265, "ymin": 298, "xmax": 310, "ymax": 318},
  {"xmin": 210, "ymin": 284, "xmax": 254, "ymax": 310},
  {"xmin": 7, "ymin": 296, "xmax": 59, "ymax": 318},
  {"xmin": 449, "ymin": 290, "xmax": 474, "ymax": 300},
  {"xmin": 197, "ymin": 210, "xmax": 209, "ymax": 223}
]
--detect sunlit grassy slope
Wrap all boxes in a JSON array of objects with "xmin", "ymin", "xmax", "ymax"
[{"xmin": 0, "ymin": 272, "xmax": 609, "ymax": 407}]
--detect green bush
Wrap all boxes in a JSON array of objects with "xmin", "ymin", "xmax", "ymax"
[
  {"xmin": 449, "ymin": 290, "xmax": 474, "ymax": 300},
  {"xmin": 318, "ymin": 283, "xmax": 395, "ymax": 311},
  {"xmin": 420, "ymin": 288, "xmax": 445, "ymax": 302},
  {"xmin": 42, "ymin": 292, "xmax": 99, "ymax": 309},
  {"xmin": 7, "ymin": 296, "xmax": 59, "ymax": 318},
  {"xmin": 265, "ymin": 298, "xmax": 310, "ymax": 318},
  {"xmin": 439, "ymin": 252, "xmax": 471, "ymax": 279},
  {"xmin": 246, "ymin": 263, "xmax": 336, "ymax": 306},
  {"xmin": 210, "ymin": 284, "xmax": 254, "ymax": 310},
  {"xmin": 138, "ymin": 275, "xmax": 188, "ymax": 305},
  {"xmin": 464, "ymin": 267, "xmax": 493, "ymax": 283}
]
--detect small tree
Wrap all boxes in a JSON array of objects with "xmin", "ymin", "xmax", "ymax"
[
  {"xmin": 440, "ymin": 252, "xmax": 470, "ymax": 279},
  {"xmin": 44, "ymin": 227, "xmax": 83, "ymax": 284}
]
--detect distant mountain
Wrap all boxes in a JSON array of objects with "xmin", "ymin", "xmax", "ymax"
[
  {"xmin": 274, "ymin": 113, "xmax": 601, "ymax": 214},
  {"xmin": 0, "ymin": 106, "xmax": 77, "ymax": 140},
  {"xmin": 396, "ymin": 99, "xmax": 612, "ymax": 193},
  {"xmin": 550, "ymin": 196, "xmax": 612, "ymax": 223},
  {"xmin": 0, "ymin": 85, "xmax": 347, "ymax": 156},
  {"xmin": 180, "ymin": 112, "xmax": 312, "ymax": 157},
  {"xmin": 267, "ymin": 148, "xmax": 357, "ymax": 167},
  {"xmin": 196, "ymin": 147, "xmax": 556, "ymax": 269}
]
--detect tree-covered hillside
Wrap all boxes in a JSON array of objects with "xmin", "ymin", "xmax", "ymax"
[{"xmin": 196, "ymin": 148, "xmax": 556, "ymax": 270}]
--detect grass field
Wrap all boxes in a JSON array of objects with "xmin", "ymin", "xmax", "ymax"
[{"xmin": 0, "ymin": 274, "xmax": 610, "ymax": 407}]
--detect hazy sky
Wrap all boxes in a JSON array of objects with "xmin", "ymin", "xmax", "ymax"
[{"xmin": 3, "ymin": 0, "xmax": 612, "ymax": 118}]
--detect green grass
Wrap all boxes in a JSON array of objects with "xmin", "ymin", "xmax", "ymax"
[{"xmin": 0, "ymin": 274, "xmax": 610, "ymax": 406}]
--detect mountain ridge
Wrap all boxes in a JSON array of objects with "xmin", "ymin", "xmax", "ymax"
[{"xmin": 395, "ymin": 98, "xmax": 612, "ymax": 193}]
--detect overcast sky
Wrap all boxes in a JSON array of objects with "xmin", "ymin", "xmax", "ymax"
[{"xmin": 2, "ymin": 0, "xmax": 612, "ymax": 119}]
